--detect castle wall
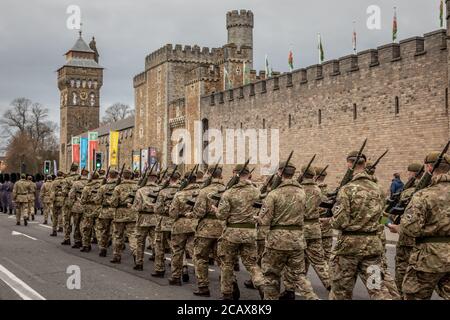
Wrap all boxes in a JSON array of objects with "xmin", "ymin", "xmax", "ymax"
[{"xmin": 201, "ymin": 30, "xmax": 449, "ymax": 190}]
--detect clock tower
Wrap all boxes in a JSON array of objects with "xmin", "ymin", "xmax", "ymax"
[{"xmin": 57, "ymin": 31, "xmax": 103, "ymax": 172}]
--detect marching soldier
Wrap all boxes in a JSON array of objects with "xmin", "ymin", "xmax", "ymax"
[
  {"xmin": 152, "ymin": 169, "xmax": 181, "ymax": 278},
  {"xmin": 395, "ymin": 152, "xmax": 450, "ymax": 300},
  {"xmin": 40, "ymin": 175, "xmax": 53, "ymax": 225},
  {"xmin": 132, "ymin": 169, "xmax": 160, "ymax": 270},
  {"xmin": 329, "ymin": 151, "xmax": 390, "ymax": 299},
  {"xmin": 79, "ymin": 171, "xmax": 101, "ymax": 252},
  {"xmin": 192, "ymin": 166, "xmax": 225, "ymax": 296},
  {"xmin": 315, "ymin": 166, "xmax": 333, "ymax": 263},
  {"xmin": 61, "ymin": 163, "xmax": 80, "ymax": 245},
  {"xmin": 167, "ymin": 171, "xmax": 200, "ymax": 286},
  {"xmin": 12, "ymin": 174, "xmax": 30, "ymax": 226},
  {"xmin": 50, "ymin": 171, "xmax": 66, "ymax": 236},
  {"xmin": 26, "ymin": 175, "xmax": 36, "ymax": 221},
  {"xmin": 67, "ymin": 168, "xmax": 89, "ymax": 248},
  {"xmin": 108, "ymin": 169, "xmax": 138, "ymax": 264},
  {"xmin": 213, "ymin": 164, "xmax": 264, "ymax": 300},
  {"xmin": 95, "ymin": 169, "xmax": 119, "ymax": 257}
]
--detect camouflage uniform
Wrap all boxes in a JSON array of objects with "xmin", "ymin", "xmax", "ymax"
[
  {"xmin": 26, "ymin": 178, "xmax": 36, "ymax": 220},
  {"xmin": 12, "ymin": 176, "xmax": 29, "ymax": 224},
  {"xmin": 95, "ymin": 177, "xmax": 118, "ymax": 252},
  {"xmin": 401, "ymin": 173, "xmax": 450, "ymax": 300},
  {"xmin": 192, "ymin": 178, "xmax": 225, "ymax": 289},
  {"xmin": 62, "ymin": 172, "xmax": 80, "ymax": 241},
  {"xmin": 132, "ymin": 180, "xmax": 159, "ymax": 266},
  {"xmin": 318, "ymin": 183, "xmax": 333, "ymax": 262},
  {"xmin": 80, "ymin": 178, "xmax": 101, "ymax": 248},
  {"xmin": 216, "ymin": 180, "xmax": 264, "ymax": 296},
  {"xmin": 169, "ymin": 183, "xmax": 200, "ymax": 280},
  {"xmin": 67, "ymin": 175, "xmax": 88, "ymax": 246},
  {"xmin": 108, "ymin": 177, "xmax": 139, "ymax": 260},
  {"xmin": 300, "ymin": 177, "xmax": 331, "ymax": 290},
  {"xmin": 154, "ymin": 183, "xmax": 179, "ymax": 273},
  {"xmin": 330, "ymin": 171, "xmax": 391, "ymax": 300},
  {"xmin": 40, "ymin": 179, "xmax": 53, "ymax": 222},
  {"xmin": 50, "ymin": 175, "xmax": 66, "ymax": 233}
]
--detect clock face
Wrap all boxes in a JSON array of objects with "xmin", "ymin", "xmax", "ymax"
[{"xmin": 80, "ymin": 91, "xmax": 88, "ymax": 101}]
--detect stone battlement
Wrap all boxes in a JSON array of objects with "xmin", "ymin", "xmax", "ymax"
[
  {"xmin": 133, "ymin": 71, "xmax": 146, "ymax": 88},
  {"xmin": 226, "ymin": 10, "xmax": 254, "ymax": 28},
  {"xmin": 205, "ymin": 29, "xmax": 447, "ymax": 105},
  {"xmin": 185, "ymin": 64, "xmax": 220, "ymax": 85}
]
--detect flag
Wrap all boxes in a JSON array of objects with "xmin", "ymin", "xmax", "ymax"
[
  {"xmin": 53, "ymin": 160, "xmax": 57, "ymax": 176},
  {"xmin": 265, "ymin": 54, "xmax": 271, "ymax": 78},
  {"xmin": 288, "ymin": 50, "xmax": 294, "ymax": 71},
  {"xmin": 318, "ymin": 34, "xmax": 325, "ymax": 63},
  {"xmin": 440, "ymin": 0, "xmax": 444, "ymax": 28},
  {"xmin": 109, "ymin": 131, "xmax": 119, "ymax": 166},
  {"xmin": 392, "ymin": 7, "xmax": 398, "ymax": 42},
  {"xmin": 80, "ymin": 137, "xmax": 88, "ymax": 170},
  {"xmin": 223, "ymin": 67, "xmax": 232, "ymax": 90},
  {"xmin": 243, "ymin": 61, "xmax": 251, "ymax": 85},
  {"xmin": 88, "ymin": 131, "xmax": 98, "ymax": 171},
  {"xmin": 71, "ymin": 136, "xmax": 80, "ymax": 164},
  {"xmin": 352, "ymin": 22, "xmax": 357, "ymax": 53}
]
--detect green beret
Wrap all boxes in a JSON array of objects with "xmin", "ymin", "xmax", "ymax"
[
  {"xmin": 347, "ymin": 151, "xmax": 367, "ymax": 162},
  {"xmin": 20, "ymin": 173, "xmax": 26, "ymax": 179},
  {"xmin": 314, "ymin": 166, "xmax": 328, "ymax": 177},
  {"xmin": 208, "ymin": 166, "xmax": 223, "ymax": 176},
  {"xmin": 46, "ymin": 175, "xmax": 53, "ymax": 180},
  {"xmin": 57, "ymin": 171, "xmax": 64, "ymax": 177},
  {"xmin": 424, "ymin": 152, "xmax": 450, "ymax": 165},
  {"xmin": 301, "ymin": 165, "xmax": 316, "ymax": 177},
  {"xmin": 70, "ymin": 162, "xmax": 79, "ymax": 171},
  {"xmin": 407, "ymin": 163, "xmax": 423, "ymax": 173},
  {"xmin": 109, "ymin": 169, "xmax": 119, "ymax": 175},
  {"xmin": 98, "ymin": 169, "xmax": 106, "ymax": 175},
  {"xmin": 123, "ymin": 169, "xmax": 133, "ymax": 178},
  {"xmin": 234, "ymin": 164, "xmax": 250, "ymax": 174},
  {"xmin": 91, "ymin": 171, "xmax": 100, "ymax": 179},
  {"xmin": 81, "ymin": 168, "xmax": 89, "ymax": 175}
]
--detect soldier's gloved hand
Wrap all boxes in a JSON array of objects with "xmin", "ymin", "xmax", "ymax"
[
  {"xmin": 387, "ymin": 223, "xmax": 400, "ymax": 234},
  {"xmin": 211, "ymin": 205, "xmax": 218, "ymax": 213}
]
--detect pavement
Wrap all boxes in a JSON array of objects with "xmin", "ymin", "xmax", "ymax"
[{"xmin": 0, "ymin": 212, "xmax": 440, "ymax": 300}]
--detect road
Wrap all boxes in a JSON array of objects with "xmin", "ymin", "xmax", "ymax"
[{"xmin": 0, "ymin": 212, "xmax": 441, "ymax": 300}]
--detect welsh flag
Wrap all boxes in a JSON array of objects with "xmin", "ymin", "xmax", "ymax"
[
  {"xmin": 352, "ymin": 24, "xmax": 357, "ymax": 53},
  {"xmin": 243, "ymin": 61, "xmax": 251, "ymax": 85},
  {"xmin": 265, "ymin": 54, "xmax": 271, "ymax": 78},
  {"xmin": 223, "ymin": 67, "xmax": 232, "ymax": 90},
  {"xmin": 440, "ymin": 0, "xmax": 444, "ymax": 28},
  {"xmin": 288, "ymin": 50, "xmax": 294, "ymax": 71},
  {"xmin": 392, "ymin": 7, "xmax": 398, "ymax": 42},
  {"xmin": 318, "ymin": 34, "xmax": 324, "ymax": 63}
]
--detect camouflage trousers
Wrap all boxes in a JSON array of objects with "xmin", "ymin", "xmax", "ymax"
[
  {"xmin": 403, "ymin": 267, "xmax": 450, "ymax": 300},
  {"xmin": 194, "ymin": 237, "xmax": 219, "ymax": 288},
  {"xmin": 154, "ymin": 231, "xmax": 171, "ymax": 272},
  {"xmin": 62, "ymin": 206, "xmax": 72, "ymax": 241},
  {"xmin": 28, "ymin": 200, "xmax": 34, "ymax": 218},
  {"xmin": 52, "ymin": 206, "xmax": 63, "ymax": 232},
  {"xmin": 135, "ymin": 226, "xmax": 156, "ymax": 265},
  {"xmin": 330, "ymin": 254, "xmax": 391, "ymax": 300},
  {"xmin": 42, "ymin": 202, "xmax": 51, "ymax": 221},
  {"xmin": 96, "ymin": 218, "xmax": 113, "ymax": 250},
  {"xmin": 262, "ymin": 248, "xmax": 315, "ymax": 300},
  {"xmin": 170, "ymin": 232, "xmax": 194, "ymax": 279},
  {"xmin": 112, "ymin": 221, "xmax": 137, "ymax": 258},
  {"xmin": 304, "ymin": 238, "xmax": 331, "ymax": 290},
  {"xmin": 380, "ymin": 250, "xmax": 401, "ymax": 300},
  {"xmin": 15, "ymin": 202, "xmax": 28, "ymax": 223},
  {"xmin": 217, "ymin": 239, "xmax": 264, "ymax": 295},
  {"xmin": 81, "ymin": 216, "xmax": 96, "ymax": 247},
  {"xmin": 70, "ymin": 213, "xmax": 83, "ymax": 243},
  {"xmin": 256, "ymin": 239, "xmax": 265, "ymax": 266},
  {"xmin": 321, "ymin": 236, "xmax": 333, "ymax": 263},
  {"xmin": 395, "ymin": 245, "xmax": 413, "ymax": 297}
]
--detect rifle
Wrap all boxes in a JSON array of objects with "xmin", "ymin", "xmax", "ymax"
[
  {"xmin": 297, "ymin": 154, "xmax": 317, "ymax": 184},
  {"xmin": 157, "ymin": 167, "xmax": 168, "ymax": 184},
  {"xmin": 260, "ymin": 174, "xmax": 275, "ymax": 195},
  {"xmin": 102, "ymin": 166, "xmax": 111, "ymax": 185},
  {"xmin": 150, "ymin": 165, "xmax": 179, "ymax": 203},
  {"xmin": 139, "ymin": 162, "xmax": 158, "ymax": 188},
  {"xmin": 179, "ymin": 164, "xmax": 199, "ymax": 191},
  {"xmin": 319, "ymin": 138, "xmax": 367, "ymax": 217},
  {"xmin": 390, "ymin": 140, "xmax": 450, "ymax": 222},
  {"xmin": 115, "ymin": 163, "xmax": 126, "ymax": 187},
  {"xmin": 314, "ymin": 165, "xmax": 329, "ymax": 182},
  {"xmin": 212, "ymin": 158, "xmax": 251, "ymax": 203},
  {"xmin": 202, "ymin": 158, "xmax": 222, "ymax": 188},
  {"xmin": 88, "ymin": 168, "xmax": 98, "ymax": 183},
  {"xmin": 366, "ymin": 149, "xmax": 389, "ymax": 174},
  {"xmin": 271, "ymin": 151, "xmax": 294, "ymax": 190}
]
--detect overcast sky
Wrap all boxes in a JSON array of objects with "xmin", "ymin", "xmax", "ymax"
[{"xmin": 0, "ymin": 0, "xmax": 443, "ymax": 126}]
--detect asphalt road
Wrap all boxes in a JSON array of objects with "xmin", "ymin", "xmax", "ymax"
[{"xmin": 0, "ymin": 212, "xmax": 441, "ymax": 300}]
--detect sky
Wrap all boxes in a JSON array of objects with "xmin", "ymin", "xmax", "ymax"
[{"xmin": 0, "ymin": 0, "xmax": 443, "ymax": 128}]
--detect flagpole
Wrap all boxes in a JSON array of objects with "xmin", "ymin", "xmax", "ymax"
[
  {"xmin": 352, "ymin": 21, "xmax": 357, "ymax": 54},
  {"xmin": 393, "ymin": 6, "xmax": 398, "ymax": 43}
]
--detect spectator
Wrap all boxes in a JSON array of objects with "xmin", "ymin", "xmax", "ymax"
[{"xmin": 390, "ymin": 173, "xmax": 404, "ymax": 196}]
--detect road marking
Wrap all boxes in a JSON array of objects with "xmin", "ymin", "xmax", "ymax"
[
  {"xmin": 38, "ymin": 224, "xmax": 52, "ymax": 229},
  {"xmin": 2, "ymin": 257, "xmax": 46, "ymax": 285},
  {"xmin": 12, "ymin": 231, "xmax": 37, "ymax": 241},
  {"xmin": 8, "ymin": 216, "xmax": 15, "ymax": 219},
  {"xmin": 0, "ymin": 264, "xmax": 46, "ymax": 300}
]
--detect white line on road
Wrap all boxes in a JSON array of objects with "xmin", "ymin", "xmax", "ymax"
[
  {"xmin": 38, "ymin": 224, "xmax": 52, "ymax": 229},
  {"xmin": 12, "ymin": 231, "xmax": 37, "ymax": 241},
  {"xmin": 0, "ymin": 264, "xmax": 46, "ymax": 300}
]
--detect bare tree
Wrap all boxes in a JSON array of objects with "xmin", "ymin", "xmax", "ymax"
[
  {"xmin": 0, "ymin": 98, "xmax": 32, "ymax": 135},
  {"xmin": 102, "ymin": 103, "xmax": 134, "ymax": 124}
]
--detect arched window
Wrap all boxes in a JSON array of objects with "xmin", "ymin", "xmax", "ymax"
[
  {"xmin": 288, "ymin": 114, "xmax": 292, "ymax": 128},
  {"xmin": 263, "ymin": 118, "xmax": 266, "ymax": 129},
  {"xmin": 318, "ymin": 109, "xmax": 322, "ymax": 125},
  {"xmin": 395, "ymin": 96, "xmax": 400, "ymax": 115},
  {"xmin": 353, "ymin": 103, "xmax": 357, "ymax": 120}
]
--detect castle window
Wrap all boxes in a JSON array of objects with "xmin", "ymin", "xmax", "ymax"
[
  {"xmin": 219, "ymin": 92, "xmax": 224, "ymax": 104},
  {"xmin": 261, "ymin": 80, "xmax": 267, "ymax": 94},
  {"xmin": 157, "ymin": 90, "xmax": 161, "ymax": 105},
  {"xmin": 240, "ymin": 122, "xmax": 243, "ymax": 129},
  {"xmin": 318, "ymin": 109, "xmax": 322, "ymax": 125},
  {"xmin": 228, "ymin": 89, "xmax": 234, "ymax": 101},
  {"xmin": 250, "ymin": 84, "xmax": 255, "ymax": 96},
  {"xmin": 239, "ymin": 87, "xmax": 244, "ymax": 98},
  {"xmin": 353, "ymin": 103, "xmax": 357, "ymax": 120},
  {"xmin": 288, "ymin": 114, "xmax": 292, "ymax": 128},
  {"xmin": 287, "ymin": 73, "xmax": 293, "ymax": 87},
  {"xmin": 395, "ymin": 96, "xmax": 400, "ymax": 115},
  {"xmin": 157, "ymin": 67, "xmax": 162, "ymax": 84},
  {"xmin": 263, "ymin": 118, "xmax": 266, "ymax": 129},
  {"xmin": 274, "ymin": 77, "xmax": 279, "ymax": 90},
  {"xmin": 236, "ymin": 66, "xmax": 241, "ymax": 75},
  {"xmin": 139, "ymin": 126, "xmax": 144, "ymax": 138},
  {"xmin": 210, "ymin": 94, "xmax": 215, "ymax": 106}
]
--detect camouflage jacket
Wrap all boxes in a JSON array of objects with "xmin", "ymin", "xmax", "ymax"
[
  {"xmin": 318, "ymin": 183, "xmax": 333, "ymax": 237},
  {"xmin": 400, "ymin": 173, "xmax": 450, "ymax": 273},
  {"xmin": 331, "ymin": 171, "xmax": 384, "ymax": 256},
  {"xmin": 12, "ymin": 179, "xmax": 29, "ymax": 203},
  {"xmin": 217, "ymin": 180, "xmax": 260, "ymax": 244},
  {"xmin": 155, "ymin": 184, "xmax": 179, "ymax": 232},
  {"xmin": 300, "ymin": 179, "xmax": 323, "ymax": 240},
  {"xmin": 50, "ymin": 177, "xmax": 66, "ymax": 207},
  {"xmin": 169, "ymin": 184, "xmax": 200, "ymax": 235},
  {"xmin": 40, "ymin": 181, "xmax": 53, "ymax": 204},
  {"xmin": 108, "ymin": 179, "xmax": 139, "ymax": 222},
  {"xmin": 132, "ymin": 182, "xmax": 160, "ymax": 227},
  {"xmin": 259, "ymin": 179, "xmax": 307, "ymax": 251},
  {"xmin": 80, "ymin": 179, "xmax": 102, "ymax": 217},
  {"xmin": 389, "ymin": 186, "xmax": 416, "ymax": 247},
  {"xmin": 26, "ymin": 180, "xmax": 36, "ymax": 201},
  {"xmin": 95, "ymin": 179, "xmax": 118, "ymax": 219},
  {"xmin": 63, "ymin": 173, "xmax": 80, "ymax": 206},
  {"xmin": 193, "ymin": 179, "xmax": 225, "ymax": 239},
  {"xmin": 68, "ymin": 177, "xmax": 88, "ymax": 214}
]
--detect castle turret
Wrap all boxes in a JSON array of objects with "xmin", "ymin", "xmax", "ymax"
[{"xmin": 226, "ymin": 10, "xmax": 253, "ymax": 58}]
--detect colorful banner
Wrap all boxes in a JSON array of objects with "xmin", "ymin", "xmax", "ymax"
[
  {"xmin": 132, "ymin": 151, "xmax": 140, "ymax": 172},
  {"xmin": 149, "ymin": 147, "xmax": 158, "ymax": 171},
  {"xmin": 80, "ymin": 137, "xmax": 88, "ymax": 170},
  {"xmin": 88, "ymin": 132, "xmax": 99, "ymax": 171},
  {"xmin": 140, "ymin": 148, "xmax": 149, "ymax": 172},
  {"xmin": 72, "ymin": 136, "xmax": 80, "ymax": 164},
  {"xmin": 109, "ymin": 131, "xmax": 119, "ymax": 167}
]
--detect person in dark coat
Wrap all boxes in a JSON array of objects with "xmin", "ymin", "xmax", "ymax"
[
  {"xmin": 35, "ymin": 174, "xmax": 44, "ymax": 215},
  {"xmin": 390, "ymin": 173, "xmax": 404, "ymax": 196},
  {"xmin": 0, "ymin": 174, "xmax": 4, "ymax": 213}
]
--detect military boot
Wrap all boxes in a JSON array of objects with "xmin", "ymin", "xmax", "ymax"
[
  {"xmin": 31, "ymin": 215, "xmax": 35, "ymax": 221},
  {"xmin": 61, "ymin": 239, "xmax": 71, "ymax": 245},
  {"xmin": 234, "ymin": 262, "xmax": 240, "ymax": 271},
  {"xmin": 43, "ymin": 220, "xmax": 48, "ymax": 225},
  {"xmin": 244, "ymin": 279, "xmax": 255, "ymax": 289},
  {"xmin": 279, "ymin": 290, "xmax": 295, "ymax": 300},
  {"xmin": 182, "ymin": 266, "xmax": 189, "ymax": 282},
  {"xmin": 91, "ymin": 237, "xmax": 98, "ymax": 244},
  {"xmin": 222, "ymin": 294, "xmax": 233, "ymax": 300},
  {"xmin": 168, "ymin": 278, "xmax": 182, "ymax": 286},
  {"xmin": 16, "ymin": 221, "xmax": 20, "ymax": 226},
  {"xmin": 9, "ymin": 209, "xmax": 13, "ymax": 215},
  {"xmin": 257, "ymin": 286, "xmax": 265, "ymax": 300},
  {"xmin": 110, "ymin": 256, "xmax": 121, "ymax": 264},
  {"xmin": 80, "ymin": 245, "xmax": 91, "ymax": 252},
  {"xmin": 148, "ymin": 254, "xmax": 155, "ymax": 261},
  {"xmin": 151, "ymin": 271, "xmax": 165, "ymax": 278},
  {"xmin": 133, "ymin": 264, "xmax": 143, "ymax": 271},
  {"xmin": 50, "ymin": 231, "xmax": 57, "ymax": 237},
  {"xmin": 232, "ymin": 281, "xmax": 240, "ymax": 300},
  {"xmin": 24, "ymin": 218, "xmax": 28, "ymax": 226},
  {"xmin": 99, "ymin": 249, "xmax": 107, "ymax": 257},
  {"xmin": 208, "ymin": 258, "xmax": 215, "ymax": 266},
  {"xmin": 193, "ymin": 287, "xmax": 211, "ymax": 297},
  {"xmin": 72, "ymin": 242, "xmax": 82, "ymax": 249},
  {"xmin": 58, "ymin": 227, "xmax": 63, "ymax": 232}
]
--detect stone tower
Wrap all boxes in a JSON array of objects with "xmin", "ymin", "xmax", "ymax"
[
  {"xmin": 57, "ymin": 31, "xmax": 103, "ymax": 172},
  {"xmin": 226, "ymin": 10, "xmax": 254, "ymax": 66}
]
